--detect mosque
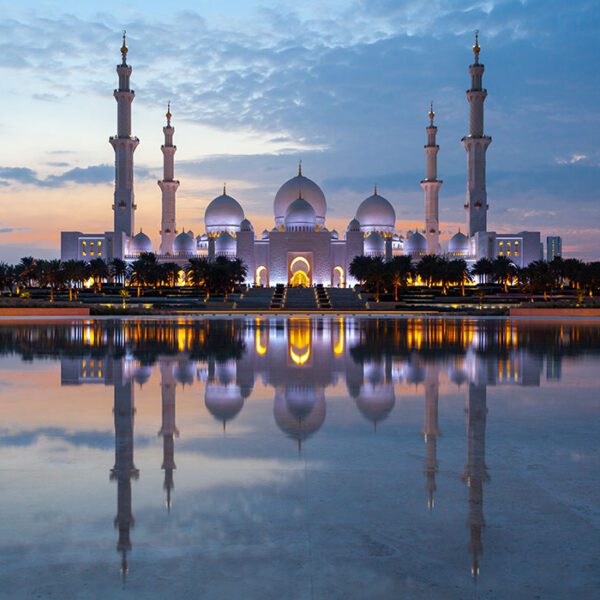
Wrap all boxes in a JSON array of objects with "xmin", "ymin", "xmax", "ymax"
[{"xmin": 61, "ymin": 32, "xmax": 543, "ymax": 285}]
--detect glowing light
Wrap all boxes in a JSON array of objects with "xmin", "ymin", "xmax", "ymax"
[
  {"xmin": 290, "ymin": 256, "xmax": 311, "ymax": 273},
  {"xmin": 255, "ymin": 328, "xmax": 267, "ymax": 355}
]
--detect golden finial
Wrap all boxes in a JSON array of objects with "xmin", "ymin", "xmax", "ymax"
[
  {"xmin": 223, "ymin": 183, "xmax": 227, "ymax": 195},
  {"xmin": 166, "ymin": 101, "xmax": 172, "ymax": 125},
  {"xmin": 473, "ymin": 30, "xmax": 480, "ymax": 62},
  {"xmin": 121, "ymin": 30, "xmax": 128, "ymax": 61},
  {"xmin": 374, "ymin": 184, "xmax": 378, "ymax": 196},
  {"xmin": 428, "ymin": 101, "xmax": 435, "ymax": 125},
  {"xmin": 298, "ymin": 160, "xmax": 302, "ymax": 176}
]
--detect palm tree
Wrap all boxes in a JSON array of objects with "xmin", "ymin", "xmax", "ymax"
[
  {"xmin": 130, "ymin": 253, "xmax": 159, "ymax": 296},
  {"xmin": 520, "ymin": 260, "xmax": 555, "ymax": 300},
  {"xmin": 471, "ymin": 257, "xmax": 494, "ymax": 285},
  {"xmin": 160, "ymin": 262, "xmax": 181, "ymax": 287},
  {"xmin": 349, "ymin": 255, "xmax": 374, "ymax": 287},
  {"xmin": 562, "ymin": 258, "xmax": 585, "ymax": 290},
  {"xmin": 417, "ymin": 255, "xmax": 444, "ymax": 288},
  {"xmin": 18, "ymin": 256, "xmax": 37, "ymax": 288},
  {"xmin": 37, "ymin": 259, "xmax": 64, "ymax": 302},
  {"xmin": 492, "ymin": 256, "xmax": 516, "ymax": 293},
  {"xmin": 62, "ymin": 260, "xmax": 87, "ymax": 301},
  {"xmin": 448, "ymin": 259, "xmax": 472, "ymax": 296},
  {"xmin": 0, "ymin": 263, "xmax": 11, "ymax": 295},
  {"xmin": 386, "ymin": 255, "xmax": 413, "ymax": 301},
  {"xmin": 88, "ymin": 258, "xmax": 109, "ymax": 292},
  {"xmin": 110, "ymin": 258, "xmax": 129, "ymax": 286},
  {"xmin": 187, "ymin": 257, "xmax": 211, "ymax": 295}
]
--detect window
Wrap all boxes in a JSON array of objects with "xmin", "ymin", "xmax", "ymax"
[
  {"xmin": 507, "ymin": 251, "xmax": 511, "ymax": 256},
  {"xmin": 98, "ymin": 251, "xmax": 102, "ymax": 256},
  {"xmin": 507, "ymin": 242, "xmax": 511, "ymax": 246},
  {"xmin": 82, "ymin": 241, "xmax": 87, "ymax": 246},
  {"xmin": 82, "ymin": 251, "xmax": 87, "ymax": 256},
  {"xmin": 499, "ymin": 251, "xmax": 504, "ymax": 256},
  {"xmin": 515, "ymin": 241, "xmax": 519, "ymax": 245},
  {"xmin": 98, "ymin": 241, "xmax": 102, "ymax": 247},
  {"xmin": 499, "ymin": 241, "xmax": 504, "ymax": 246},
  {"xmin": 515, "ymin": 251, "xmax": 519, "ymax": 256},
  {"xmin": 90, "ymin": 251, "xmax": 95, "ymax": 256},
  {"xmin": 90, "ymin": 241, "xmax": 95, "ymax": 246}
]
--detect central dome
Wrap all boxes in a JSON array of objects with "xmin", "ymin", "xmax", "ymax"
[
  {"xmin": 285, "ymin": 197, "xmax": 316, "ymax": 231},
  {"xmin": 356, "ymin": 189, "xmax": 396, "ymax": 234},
  {"xmin": 205, "ymin": 189, "xmax": 245, "ymax": 234},
  {"xmin": 274, "ymin": 166, "xmax": 326, "ymax": 227}
]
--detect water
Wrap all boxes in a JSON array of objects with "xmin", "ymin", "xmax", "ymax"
[{"xmin": 0, "ymin": 317, "xmax": 598, "ymax": 599}]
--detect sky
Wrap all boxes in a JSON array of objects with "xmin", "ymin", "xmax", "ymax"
[{"xmin": 0, "ymin": 0, "xmax": 598, "ymax": 263}]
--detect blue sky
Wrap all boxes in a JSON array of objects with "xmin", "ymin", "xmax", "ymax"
[{"xmin": 0, "ymin": 0, "xmax": 598, "ymax": 262}]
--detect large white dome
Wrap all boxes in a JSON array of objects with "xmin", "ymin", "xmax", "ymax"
[
  {"xmin": 274, "ymin": 167, "xmax": 326, "ymax": 227},
  {"xmin": 205, "ymin": 190, "xmax": 245, "ymax": 234},
  {"xmin": 284, "ymin": 197, "xmax": 316, "ymax": 231},
  {"xmin": 364, "ymin": 232, "xmax": 385, "ymax": 256},
  {"xmin": 356, "ymin": 190, "xmax": 396, "ymax": 234},
  {"xmin": 131, "ymin": 231, "xmax": 152, "ymax": 254}
]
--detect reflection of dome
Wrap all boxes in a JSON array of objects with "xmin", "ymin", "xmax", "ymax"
[
  {"xmin": 205, "ymin": 192, "xmax": 245, "ymax": 234},
  {"xmin": 215, "ymin": 232, "xmax": 237, "ymax": 257},
  {"xmin": 356, "ymin": 191, "xmax": 396, "ymax": 233},
  {"xmin": 406, "ymin": 362, "xmax": 426, "ymax": 385},
  {"xmin": 405, "ymin": 232, "xmax": 426, "ymax": 256},
  {"xmin": 131, "ymin": 231, "xmax": 152, "ymax": 254},
  {"xmin": 355, "ymin": 383, "xmax": 395, "ymax": 426},
  {"xmin": 284, "ymin": 197, "xmax": 316, "ymax": 231},
  {"xmin": 274, "ymin": 170, "xmax": 326, "ymax": 227},
  {"xmin": 364, "ymin": 232, "xmax": 385, "ymax": 256},
  {"xmin": 133, "ymin": 365, "xmax": 152, "ymax": 386},
  {"xmin": 205, "ymin": 383, "xmax": 244, "ymax": 426},
  {"xmin": 274, "ymin": 385, "xmax": 326, "ymax": 445},
  {"xmin": 448, "ymin": 231, "xmax": 469, "ymax": 256},
  {"xmin": 347, "ymin": 218, "xmax": 361, "ymax": 232},
  {"xmin": 174, "ymin": 361, "xmax": 195, "ymax": 386},
  {"xmin": 174, "ymin": 231, "xmax": 195, "ymax": 255},
  {"xmin": 449, "ymin": 366, "xmax": 468, "ymax": 387},
  {"xmin": 240, "ymin": 218, "xmax": 253, "ymax": 232}
]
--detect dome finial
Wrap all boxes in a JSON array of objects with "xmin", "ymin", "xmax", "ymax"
[
  {"xmin": 473, "ymin": 30, "xmax": 480, "ymax": 63},
  {"xmin": 298, "ymin": 188, "xmax": 303, "ymax": 200},
  {"xmin": 374, "ymin": 183, "xmax": 378, "ymax": 196},
  {"xmin": 429, "ymin": 101, "xmax": 435, "ymax": 125},
  {"xmin": 223, "ymin": 182, "xmax": 226, "ymax": 195},
  {"xmin": 166, "ymin": 101, "xmax": 172, "ymax": 126},
  {"xmin": 121, "ymin": 30, "xmax": 128, "ymax": 64},
  {"xmin": 298, "ymin": 160, "xmax": 302, "ymax": 176}
]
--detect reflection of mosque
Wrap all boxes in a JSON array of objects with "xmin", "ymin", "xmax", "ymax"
[{"xmin": 54, "ymin": 318, "xmax": 586, "ymax": 579}]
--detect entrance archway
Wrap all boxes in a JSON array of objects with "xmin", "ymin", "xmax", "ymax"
[
  {"xmin": 255, "ymin": 265, "xmax": 268, "ymax": 286},
  {"xmin": 332, "ymin": 265, "xmax": 345, "ymax": 287},
  {"xmin": 290, "ymin": 270, "xmax": 310, "ymax": 287}
]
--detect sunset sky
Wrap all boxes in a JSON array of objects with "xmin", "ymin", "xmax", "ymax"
[{"xmin": 0, "ymin": 0, "xmax": 598, "ymax": 263}]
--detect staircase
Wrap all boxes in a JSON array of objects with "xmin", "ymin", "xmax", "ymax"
[
  {"xmin": 326, "ymin": 287, "xmax": 367, "ymax": 310},
  {"xmin": 236, "ymin": 287, "xmax": 277, "ymax": 310},
  {"xmin": 315, "ymin": 284, "xmax": 331, "ymax": 309},
  {"xmin": 281, "ymin": 287, "xmax": 318, "ymax": 310},
  {"xmin": 270, "ymin": 284, "xmax": 286, "ymax": 309}
]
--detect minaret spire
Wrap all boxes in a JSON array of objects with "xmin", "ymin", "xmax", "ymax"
[
  {"xmin": 158, "ymin": 360, "xmax": 179, "ymax": 512},
  {"xmin": 110, "ymin": 31, "xmax": 139, "ymax": 259},
  {"xmin": 462, "ymin": 31, "xmax": 492, "ymax": 238},
  {"xmin": 422, "ymin": 365, "xmax": 441, "ymax": 510},
  {"xmin": 158, "ymin": 102, "xmax": 180, "ymax": 255},
  {"xmin": 420, "ymin": 102, "xmax": 442, "ymax": 254},
  {"xmin": 298, "ymin": 160, "xmax": 302, "ymax": 176}
]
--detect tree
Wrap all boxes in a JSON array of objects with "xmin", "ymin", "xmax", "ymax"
[
  {"xmin": 519, "ymin": 260, "xmax": 555, "ymax": 300},
  {"xmin": 447, "ymin": 259, "xmax": 472, "ymax": 296},
  {"xmin": 88, "ymin": 258, "xmax": 109, "ymax": 292},
  {"xmin": 471, "ymin": 257, "xmax": 494, "ymax": 285},
  {"xmin": 562, "ymin": 258, "xmax": 585, "ymax": 290},
  {"xmin": 416, "ymin": 255, "xmax": 444, "ymax": 288},
  {"xmin": 18, "ymin": 256, "xmax": 37, "ymax": 288},
  {"xmin": 36, "ymin": 259, "xmax": 64, "ymax": 302},
  {"xmin": 349, "ymin": 255, "xmax": 374, "ymax": 288},
  {"xmin": 385, "ymin": 256, "xmax": 413, "ymax": 301},
  {"xmin": 186, "ymin": 257, "xmax": 211, "ymax": 292},
  {"xmin": 492, "ymin": 256, "xmax": 516, "ymax": 293},
  {"xmin": 110, "ymin": 258, "xmax": 129, "ymax": 286},
  {"xmin": 62, "ymin": 260, "xmax": 88, "ymax": 301},
  {"xmin": 160, "ymin": 262, "xmax": 181, "ymax": 287}
]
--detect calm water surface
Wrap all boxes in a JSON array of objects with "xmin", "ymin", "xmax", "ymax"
[{"xmin": 0, "ymin": 317, "xmax": 598, "ymax": 599}]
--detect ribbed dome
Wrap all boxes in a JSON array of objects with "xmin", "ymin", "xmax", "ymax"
[
  {"xmin": 405, "ymin": 232, "xmax": 426, "ymax": 256},
  {"xmin": 356, "ymin": 191, "xmax": 396, "ymax": 233},
  {"xmin": 274, "ymin": 170, "xmax": 326, "ymax": 227},
  {"xmin": 205, "ymin": 192, "xmax": 245, "ymax": 234},
  {"xmin": 174, "ymin": 231, "xmax": 195, "ymax": 255},
  {"xmin": 364, "ymin": 232, "xmax": 385, "ymax": 256},
  {"xmin": 131, "ymin": 231, "xmax": 152, "ymax": 254},
  {"xmin": 215, "ymin": 232, "xmax": 237, "ymax": 257},
  {"xmin": 448, "ymin": 231, "xmax": 469, "ymax": 255},
  {"xmin": 347, "ymin": 218, "xmax": 361, "ymax": 232},
  {"xmin": 284, "ymin": 197, "xmax": 316, "ymax": 231}
]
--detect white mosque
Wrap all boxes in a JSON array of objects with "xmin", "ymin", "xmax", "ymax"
[{"xmin": 61, "ymin": 32, "xmax": 543, "ymax": 286}]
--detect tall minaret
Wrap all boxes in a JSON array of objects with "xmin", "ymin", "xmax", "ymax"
[
  {"xmin": 110, "ymin": 31, "xmax": 140, "ymax": 260},
  {"xmin": 461, "ymin": 381, "xmax": 489, "ymax": 579},
  {"xmin": 110, "ymin": 359, "xmax": 139, "ymax": 580},
  {"xmin": 158, "ymin": 359, "xmax": 179, "ymax": 511},
  {"xmin": 422, "ymin": 364, "xmax": 441, "ymax": 510},
  {"xmin": 158, "ymin": 104, "xmax": 180, "ymax": 256},
  {"xmin": 421, "ymin": 103, "xmax": 442, "ymax": 254},
  {"xmin": 462, "ymin": 31, "xmax": 492, "ymax": 238}
]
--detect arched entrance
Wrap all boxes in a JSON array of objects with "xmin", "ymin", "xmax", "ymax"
[
  {"xmin": 332, "ymin": 265, "xmax": 345, "ymax": 287},
  {"xmin": 289, "ymin": 255, "xmax": 312, "ymax": 287},
  {"xmin": 255, "ymin": 265, "xmax": 268, "ymax": 286}
]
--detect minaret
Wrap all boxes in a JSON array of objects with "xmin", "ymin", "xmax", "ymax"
[
  {"xmin": 158, "ymin": 359, "xmax": 179, "ymax": 511},
  {"xmin": 462, "ymin": 31, "xmax": 492, "ymax": 238},
  {"xmin": 158, "ymin": 104, "xmax": 180, "ymax": 255},
  {"xmin": 110, "ymin": 31, "xmax": 140, "ymax": 260},
  {"xmin": 110, "ymin": 358, "xmax": 139, "ymax": 580},
  {"xmin": 422, "ymin": 364, "xmax": 441, "ymax": 510},
  {"xmin": 461, "ymin": 382, "xmax": 489, "ymax": 579},
  {"xmin": 420, "ymin": 103, "xmax": 442, "ymax": 254}
]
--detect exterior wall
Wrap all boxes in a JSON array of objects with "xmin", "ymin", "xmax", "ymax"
[
  {"xmin": 61, "ymin": 231, "xmax": 109, "ymax": 262},
  {"xmin": 344, "ymin": 230, "xmax": 363, "ymax": 286},
  {"xmin": 546, "ymin": 236, "xmax": 562, "ymax": 261},
  {"xmin": 253, "ymin": 241, "xmax": 270, "ymax": 285},
  {"xmin": 474, "ymin": 230, "xmax": 542, "ymax": 267},
  {"xmin": 237, "ymin": 230, "xmax": 255, "ymax": 279}
]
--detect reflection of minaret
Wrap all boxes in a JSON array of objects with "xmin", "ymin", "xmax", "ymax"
[
  {"xmin": 158, "ymin": 360, "xmax": 178, "ymax": 511},
  {"xmin": 422, "ymin": 364, "xmax": 440, "ymax": 510},
  {"xmin": 461, "ymin": 382, "xmax": 489, "ymax": 579},
  {"xmin": 110, "ymin": 359, "xmax": 139, "ymax": 580}
]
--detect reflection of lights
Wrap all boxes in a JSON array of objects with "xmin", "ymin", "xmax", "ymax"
[
  {"xmin": 255, "ymin": 328, "xmax": 267, "ymax": 355},
  {"xmin": 289, "ymin": 319, "xmax": 311, "ymax": 366},
  {"xmin": 290, "ymin": 347, "xmax": 310, "ymax": 365},
  {"xmin": 333, "ymin": 318, "xmax": 344, "ymax": 355}
]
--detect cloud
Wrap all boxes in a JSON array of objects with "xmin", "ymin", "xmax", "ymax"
[
  {"xmin": 556, "ymin": 154, "xmax": 588, "ymax": 165},
  {"xmin": 0, "ymin": 226, "xmax": 29, "ymax": 234}
]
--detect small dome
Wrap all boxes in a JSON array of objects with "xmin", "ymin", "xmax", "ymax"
[
  {"xmin": 133, "ymin": 364, "xmax": 152, "ymax": 386},
  {"xmin": 174, "ymin": 361, "xmax": 195, "ymax": 386},
  {"xmin": 331, "ymin": 229, "xmax": 339, "ymax": 240},
  {"xmin": 364, "ymin": 232, "xmax": 385, "ymax": 256},
  {"xmin": 205, "ymin": 191, "xmax": 245, "ymax": 234},
  {"xmin": 131, "ymin": 231, "xmax": 152, "ymax": 254},
  {"xmin": 174, "ymin": 231, "xmax": 195, "ymax": 255},
  {"xmin": 215, "ymin": 232, "xmax": 237, "ymax": 257},
  {"xmin": 356, "ymin": 190, "xmax": 396, "ymax": 233},
  {"xmin": 448, "ymin": 231, "xmax": 469, "ymax": 255},
  {"xmin": 274, "ymin": 169, "xmax": 326, "ymax": 227},
  {"xmin": 356, "ymin": 384, "xmax": 395, "ymax": 426},
  {"xmin": 274, "ymin": 385, "xmax": 326, "ymax": 444},
  {"xmin": 240, "ymin": 218, "xmax": 253, "ymax": 232},
  {"xmin": 261, "ymin": 229, "xmax": 269, "ymax": 240},
  {"xmin": 284, "ymin": 197, "xmax": 316, "ymax": 231},
  {"xmin": 405, "ymin": 232, "xmax": 426, "ymax": 256},
  {"xmin": 347, "ymin": 218, "xmax": 361, "ymax": 232},
  {"xmin": 205, "ymin": 384, "xmax": 245, "ymax": 426}
]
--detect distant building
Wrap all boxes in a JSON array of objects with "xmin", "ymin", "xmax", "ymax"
[{"xmin": 547, "ymin": 236, "xmax": 562, "ymax": 261}]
